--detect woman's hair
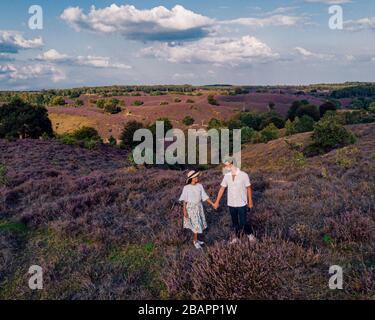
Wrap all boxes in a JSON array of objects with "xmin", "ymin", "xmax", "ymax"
[{"xmin": 186, "ymin": 178, "xmax": 193, "ymax": 185}]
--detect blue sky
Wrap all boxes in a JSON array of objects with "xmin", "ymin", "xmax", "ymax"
[{"xmin": 0, "ymin": 0, "xmax": 375, "ymax": 90}]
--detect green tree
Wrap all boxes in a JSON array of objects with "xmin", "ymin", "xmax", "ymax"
[
  {"xmin": 319, "ymin": 101, "xmax": 337, "ymax": 117},
  {"xmin": 51, "ymin": 96, "xmax": 66, "ymax": 106},
  {"xmin": 294, "ymin": 115, "xmax": 315, "ymax": 133},
  {"xmin": 308, "ymin": 114, "xmax": 356, "ymax": 154},
  {"xmin": 287, "ymin": 100, "xmax": 309, "ymax": 121},
  {"xmin": 241, "ymin": 127, "xmax": 255, "ymax": 143},
  {"xmin": 260, "ymin": 123, "xmax": 279, "ymax": 143},
  {"xmin": 295, "ymin": 104, "xmax": 320, "ymax": 121},
  {"xmin": 182, "ymin": 116, "xmax": 195, "ymax": 126},
  {"xmin": 120, "ymin": 121, "xmax": 144, "ymax": 149},
  {"xmin": 0, "ymin": 98, "xmax": 53, "ymax": 139},
  {"xmin": 208, "ymin": 118, "xmax": 223, "ymax": 129}
]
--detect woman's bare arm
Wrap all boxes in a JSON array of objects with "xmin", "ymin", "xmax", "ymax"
[{"xmin": 183, "ymin": 202, "xmax": 188, "ymax": 218}]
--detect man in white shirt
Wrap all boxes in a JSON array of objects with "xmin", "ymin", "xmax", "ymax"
[{"xmin": 214, "ymin": 157, "xmax": 256, "ymax": 243}]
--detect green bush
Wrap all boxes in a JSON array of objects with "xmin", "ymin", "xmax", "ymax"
[
  {"xmin": 0, "ymin": 97, "xmax": 53, "ymax": 139},
  {"xmin": 260, "ymin": 123, "xmax": 279, "ymax": 143},
  {"xmin": 295, "ymin": 104, "xmax": 320, "ymax": 121},
  {"xmin": 60, "ymin": 127, "xmax": 102, "ymax": 150},
  {"xmin": 208, "ymin": 95, "xmax": 219, "ymax": 106},
  {"xmin": 133, "ymin": 100, "xmax": 144, "ymax": 106},
  {"xmin": 241, "ymin": 127, "xmax": 255, "ymax": 143},
  {"xmin": 51, "ymin": 96, "xmax": 66, "ymax": 106},
  {"xmin": 186, "ymin": 99, "xmax": 195, "ymax": 104},
  {"xmin": 319, "ymin": 101, "xmax": 337, "ymax": 117},
  {"xmin": 287, "ymin": 100, "xmax": 309, "ymax": 121},
  {"xmin": 260, "ymin": 112, "xmax": 285, "ymax": 129},
  {"xmin": 306, "ymin": 115, "xmax": 356, "ymax": 155},
  {"xmin": 120, "ymin": 121, "xmax": 144, "ymax": 149},
  {"xmin": 182, "ymin": 116, "xmax": 195, "ymax": 126},
  {"xmin": 0, "ymin": 164, "xmax": 8, "ymax": 187},
  {"xmin": 108, "ymin": 135, "xmax": 117, "ymax": 146},
  {"xmin": 208, "ymin": 118, "xmax": 223, "ymax": 129},
  {"xmin": 286, "ymin": 116, "xmax": 315, "ymax": 135},
  {"xmin": 174, "ymin": 98, "xmax": 182, "ymax": 103}
]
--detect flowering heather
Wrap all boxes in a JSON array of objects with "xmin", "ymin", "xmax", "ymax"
[{"xmin": 0, "ymin": 123, "xmax": 374, "ymax": 299}]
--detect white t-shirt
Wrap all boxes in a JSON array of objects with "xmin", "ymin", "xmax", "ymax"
[
  {"xmin": 179, "ymin": 183, "xmax": 209, "ymax": 204},
  {"xmin": 221, "ymin": 168, "xmax": 251, "ymax": 207}
]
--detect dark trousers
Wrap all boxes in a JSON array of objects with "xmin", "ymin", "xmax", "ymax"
[{"xmin": 229, "ymin": 206, "xmax": 252, "ymax": 237}]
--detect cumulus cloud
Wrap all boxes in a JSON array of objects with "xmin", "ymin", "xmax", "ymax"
[
  {"xmin": 0, "ymin": 31, "xmax": 43, "ymax": 53},
  {"xmin": 345, "ymin": 17, "xmax": 375, "ymax": 31},
  {"xmin": 294, "ymin": 47, "xmax": 335, "ymax": 60},
  {"xmin": 223, "ymin": 15, "xmax": 306, "ymax": 27},
  {"xmin": 61, "ymin": 4, "xmax": 214, "ymax": 41},
  {"xmin": 37, "ymin": 49, "xmax": 131, "ymax": 69},
  {"xmin": 141, "ymin": 36, "xmax": 279, "ymax": 66},
  {"xmin": 0, "ymin": 63, "xmax": 66, "ymax": 83}
]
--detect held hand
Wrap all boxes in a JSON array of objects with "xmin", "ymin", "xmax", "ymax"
[
  {"xmin": 248, "ymin": 202, "xmax": 253, "ymax": 210},
  {"xmin": 213, "ymin": 202, "xmax": 219, "ymax": 210}
]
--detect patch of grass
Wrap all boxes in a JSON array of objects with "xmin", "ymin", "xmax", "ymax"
[
  {"xmin": 0, "ymin": 220, "xmax": 28, "ymax": 234},
  {"xmin": 0, "ymin": 164, "xmax": 8, "ymax": 187}
]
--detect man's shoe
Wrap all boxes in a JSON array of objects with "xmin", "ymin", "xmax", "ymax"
[
  {"xmin": 198, "ymin": 241, "xmax": 204, "ymax": 246},
  {"xmin": 194, "ymin": 241, "xmax": 202, "ymax": 249}
]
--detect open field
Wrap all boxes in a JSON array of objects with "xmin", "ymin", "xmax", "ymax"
[{"xmin": 1, "ymin": 123, "xmax": 374, "ymax": 299}]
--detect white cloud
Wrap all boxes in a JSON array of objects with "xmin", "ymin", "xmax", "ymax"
[
  {"xmin": 345, "ymin": 17, "xmax": 375, "ymax": 31},
  {"xmin": 61, "ymin": 4, "xmax": 214, "ymax": 41},
  {"xmin": 141, "ymin": 36, "xmax": 279, "ymax": 66},
  {"xmin": 294, "ymin": 47, "xmax": 335, "ymax": 60},
  {"xmin": 0, "ymin": 31, "xmax": 43, "ymax": 53},
  {"xmin": 223, "ymin": 15, "xmax": 306, "ymax": 27},
  {"xmin": 0, "ymin": 63, "xmax": 66, "ymax": 83},
  {"xmin": 304, "ymin": 0, "xmax": 352, "ymax": 4},
  {"xmin": 37, "ymin": 49, "xmax": 131, "ymax": 69}
]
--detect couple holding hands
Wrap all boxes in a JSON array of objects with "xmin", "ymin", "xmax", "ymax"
[{"xmin": 179, "ymin": 157, "xmax": 256, "ymax": 249}]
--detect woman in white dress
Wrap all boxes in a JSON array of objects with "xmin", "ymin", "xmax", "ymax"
[{"xmin": 179, "ymin": 171, "xmax": 215, "ymax": 249}]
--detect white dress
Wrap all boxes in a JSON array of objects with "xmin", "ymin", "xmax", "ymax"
[{"xmin": 179, "ymin": 184, "xmax": 209, "ymax": 234}]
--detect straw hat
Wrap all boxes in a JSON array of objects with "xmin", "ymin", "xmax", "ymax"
[{"xmin": 186, "ymin": 170, "xmax": 200, "ymax": 184}]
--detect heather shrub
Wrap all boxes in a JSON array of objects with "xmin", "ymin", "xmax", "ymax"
[
  {"xmin": 323, "ymin": 210, "xmax": 375, "ymax": 244},
  {"xmin": 189, "ymin": 239, "xmax": 323, "ymax": 299}
]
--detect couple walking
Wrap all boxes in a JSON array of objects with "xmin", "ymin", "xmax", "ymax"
[{"xmin": 179, "ymin": 157, "xmax": 256, "ymax": 249}]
